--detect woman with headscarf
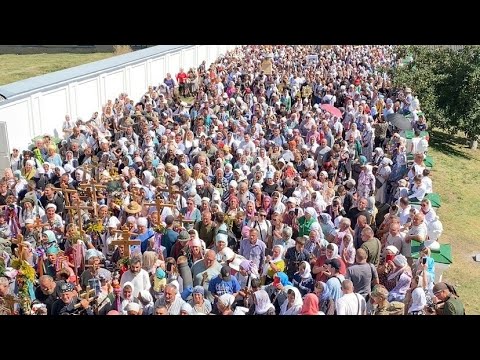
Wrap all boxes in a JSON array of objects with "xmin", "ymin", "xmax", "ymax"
[
  {"xmin": 292, "ymin": 261, "xmax": 315, "ymax": 297},
  {"xmin": 375, "ymin": 157, "xmax": 392, "ymax": 204},
  {"xmin": 120, "ymin": 281, "xmax": 139, "ymax": 315},
  {"xmin": 263, "ymin": 272, "xmax": 292, "ymax": 314},
  {"xmin": 372, "ymin": 147, "xmax": 385, "ymax": 167},
  {"xmin": 405, "ymin": 274, "xmax": 428, "ymax": 315},
  {"xmin": 252, "ymin": 289, "xmax": 276, "ymax": 315},
  {"xmin": 312, "ymin": 242, "xmax": 346, "ymax": 282},
  {"xmin": 262, "ymin": 244, "xmax": 285, "ymax": 285},
  {"xmin": 300, "ymin": 293, "xmax": 323, "ymax": 315},
  {"xmin": 217, "ymin": 293, "xmax": 237, "ymax": 315},
  {"xmin": 304, "ymin": 226, "xmax": 328, "ymax": 261},
  {"xmin": 188, "ymin": 285, "xmax": 212, "ymax": 315},
  {"xmin": 357, "ymin": 164, "xmax": 375, "ymax": 199},
  {"xmin": 338, "ymin": 233, "xmax": 356, "ymax": 266},
  {"xmin": 187, "ymin": 229, "xmax": 205, "ymax": 267},
  {"xmin": 387, "ymin": 254, "xmax": 412, "ymax": 302},
  {"xmin": 19, "ymin": 197, "xmax": 45, "ymax": 228},
  {"xmin": 318, "ymin": 213, "xmax": 337, "ymax": 243},
  {"xmin": 314, "ymin": 281, "xmax": 335, "ymax": 315},
  {"xmin": 298, "ymin": 207, "xmax": 318, "ymax": 238},
  {"xmin": 137, "ymin": 289, "xmax": 155, "ymax": 315},
  {"xmin": 279, "ymin": 286, "xmax": 303, "ymax": 315}
]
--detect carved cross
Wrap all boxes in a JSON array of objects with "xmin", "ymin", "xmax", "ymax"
[
  {"xmin": 111, "ymin": 225, "xmax": 141, "ymax": 258},
  {"xmin": 3, "ymin": 294, "xmax": 21, "ymax": 315},
  {"xmin": 175, "ymin": 213, "xmax": 195, "ymax": 230},
  {"xmin": 64, "ymin": 201, "xmax": 94, "ymax": 233},
  {"xmin": 78, "ymin": 180, "xmax": 106, "ymax": 217},
  {"xmin": 143, "ymin": 197, "xmax": 176, "ymax": 224},
  {"xmin": 12, "ymin": 234, "xmax": 26, "ymax": 261}
]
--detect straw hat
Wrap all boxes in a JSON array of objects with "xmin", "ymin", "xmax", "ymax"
[{"xmin": 124, "ymin": 201, "xmax": 142, "ymax": 214}]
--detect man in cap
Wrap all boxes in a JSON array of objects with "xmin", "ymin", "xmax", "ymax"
[
  {"xmin": 208, "ymin": 265, "xmax": 241, "ymax": 313},
  {"xmin": 170, "ymin": 230, "xmax": 191, "ymax": 261},
  {"xmin": 51, "ymin": 282, "xmax": 94, "ymax": 315},
  {"xmin": 431, "ymin": 282, "xmax": 465, "ymax": 315}
]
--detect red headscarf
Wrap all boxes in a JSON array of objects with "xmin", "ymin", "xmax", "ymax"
[{"xmin": 300, "ymin": 293, "xmax": 320, "ymax": 315}]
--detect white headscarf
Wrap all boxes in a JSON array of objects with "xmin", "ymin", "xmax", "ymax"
[
  {"xmin": 326, "ymin": 243, "xmax": 340, "ymax": 260},
  {"xmin": 408, "ymin": 287, "xmax": 427, "ymax": 313},
  {"xmin": 280, "ymin": 286, "xmax": 303, "ymax": 315},
  {"xmin": 254, "ymin": 289, "xmax": 275, "ymax": 314},
  {"xmin": 299, "ymin": 261, "xmax": 312, "ymax": 279}
]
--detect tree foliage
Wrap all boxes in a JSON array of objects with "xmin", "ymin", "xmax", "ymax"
[{"xmin": 391, "ymin": 45, "xmax": 480, "ymax": 143}]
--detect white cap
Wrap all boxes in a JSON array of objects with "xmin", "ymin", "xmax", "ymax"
[{"xmin": 196, "ymin": 179, "xmax": 204, "ymax": 186}]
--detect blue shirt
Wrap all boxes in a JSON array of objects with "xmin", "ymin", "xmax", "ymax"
[{"xmin": 208, "ymin": 275, "xmax": 241, "ymax": 297}]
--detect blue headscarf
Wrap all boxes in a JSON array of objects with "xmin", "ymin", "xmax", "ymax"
[
  {"xmin": 275, "ymin": 272, "xmax": 292, "ymax": 287},
  {"xmin": 318, "ymin": 281, "xmax": 331, "ymax": 302}
]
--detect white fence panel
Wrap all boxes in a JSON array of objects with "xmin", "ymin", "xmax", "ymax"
[
  {"xmin": 0, "ymin": 45, "xmax": 238, "ymax": 153},
  {"xmin": 76, "ymin": 78, "xmax": 101, "ymax": 121},
  {"xmin": 39, "ymin": 88, "xmax": 69, "ymax": 139},
  {"xmin": 0, "ymin": 100, "xmax": 32, "ymax": 150}
]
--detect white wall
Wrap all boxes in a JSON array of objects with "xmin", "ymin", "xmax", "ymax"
[{"xmin": 0, "ymin": 45, "xmax": 239, "ymax": 152}]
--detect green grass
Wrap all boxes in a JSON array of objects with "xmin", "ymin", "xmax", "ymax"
[
  {"xmin": 0, "ymin": 53, "xmax": 115, "ymax": 86},
  {"xmin": 428, "ymin": 130, "xmax": 480, "ymax": 314}
]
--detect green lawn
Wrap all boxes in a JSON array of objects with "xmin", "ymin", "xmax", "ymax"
[
  {"xmin": 0, "ymin": 53, "xmax": 115, "ymax": 86},
  {"xmin": 428, "ymin": 130, "xmax": 480, "ymax": 314}
]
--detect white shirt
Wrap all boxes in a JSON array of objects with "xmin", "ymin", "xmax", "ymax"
[
  {"xmin": 336, "ymin": 292, "xmax": 366, "ymax": 315},
  {"xmin": 409, "ymin": 183, "xmax": 427, "ymax": 201},
  {"xmin": 120, "ymin": 269, "xmax": 151, "ymax": 298},
  {"xmin": 422, "ymin": 176, "xmax": 433, "ymax": 194}
]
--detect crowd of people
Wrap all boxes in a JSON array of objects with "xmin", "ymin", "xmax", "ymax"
[{"xmin": 0, "ymin": 45, "xmax": 465, "ymax": 315}]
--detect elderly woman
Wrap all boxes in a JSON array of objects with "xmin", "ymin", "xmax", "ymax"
[
  {"xmin": 262, "ymin": 244, "xmax": 286, "ymax": 285},
  {"xmin": 298, "ymin": 207, "xmax": 318, "ymax": 238},
  {"xmin": 375, "ymin": 157, "xmax": 393, "ymax": 204},
  {"xmin": 188, "ymin": 285, "xmax": 212, "ymax": 315},
  {"xmin": 357, "ymin": 164, "xmax": 375, "ymax": 199},
  {"xmin": 19, "ymin": 197, "xmax": 44, "ymax": 227},
  {"xmin": 318, "ymin": 213, "xmax": 337, "ymax": 243},
  {"xmin": 387, "ymin": 254, "xmax": 412, "ymax": 302},
  {"xmin": 279, "ymin": 286, "xmax": 303, "ymax": 315},
  {"xmin": 251, "ymin": 289, "xmax": 276, "ymax": 315},
  {"xmin": 292, "ymin": 261, "xmax": 315, "ymax": 297},
  {"xmin": 22, "ymin": 159, "xmax": 37, "ymax": 181},
  {"xmin": 339, "ymin": 233, "xmax": 356, "ymax": 266}
]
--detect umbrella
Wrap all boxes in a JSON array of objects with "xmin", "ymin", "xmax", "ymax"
[
  {"xmin": 320, "ymin": 104, "xmax": 342, "ymax": 118},
  {"xmin": 387, "ymin": 113, "xmax": 413, "ymax": 130}
]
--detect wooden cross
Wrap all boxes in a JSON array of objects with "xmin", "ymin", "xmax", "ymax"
[
  {"xmin": 3, "ymin": 294, "xmax": 21, "ymax": 315},
  {"xmin": 111, "ymin": 225, "xmax": 141, "ymax": 258},
  {"xmin": 79, "ymin": 285, "xmax": 96, "ymax": 300},
  {"xmin": 175, "ymin": 213, "xmax": 195, "ymax": 230},
  {"xmin": 51, "ymin": 184, "xmax": 77, "ymax": 210},
  {"xmin": 74, "ymin": 285, "xmax": 97, "ymax": 310},
  {"xmin": 64, "ymin": 201, "xmax": 94, "ymax": 233},
  {"xmin": 78, "ymin": 180, "xmax": 106, "ymax": 217},
  {"xmin": 12, "ymin": 234, "xmax": 27, "ymax": 261},
  {"xmin": 32, "ymin": 216, "xmax": 48, "ymax": 232},
  {"xmin": 143, "ymin": 197, "xmax": 176, "ymax": 224}
]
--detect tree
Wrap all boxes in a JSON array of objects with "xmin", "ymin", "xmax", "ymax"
[{"xmin": 391, "ymin": 45, "xmax": 480, "ymax": 149}]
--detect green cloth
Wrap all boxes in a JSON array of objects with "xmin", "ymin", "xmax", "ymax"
[
  {"xmin": 406, "ymin": 154, "xmax": 434, "ymax": 168},
  {"xmin": 411, "ymin": 240, "xmax": 452, "ymax": 264},
  {"xmin": 405, "ymin": 130, "xmax": 429, "ymax": 140},
  {"xmin": 410, "ymin": 193, "xmax": 441, "ymax": 208}
]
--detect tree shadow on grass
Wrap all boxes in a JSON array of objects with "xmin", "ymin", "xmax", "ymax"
[{"xmin": 429, "ymin": 130, "xmax": 473, "ymax": 160}]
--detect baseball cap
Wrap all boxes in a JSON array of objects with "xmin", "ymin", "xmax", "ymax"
[
  {"xmin": 220, "ymin": 265, "xmax": 231, "ymax": 281},
  {"xmin": 326, "ymin": 258, "xmax": 341, "ymax": 271}
]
